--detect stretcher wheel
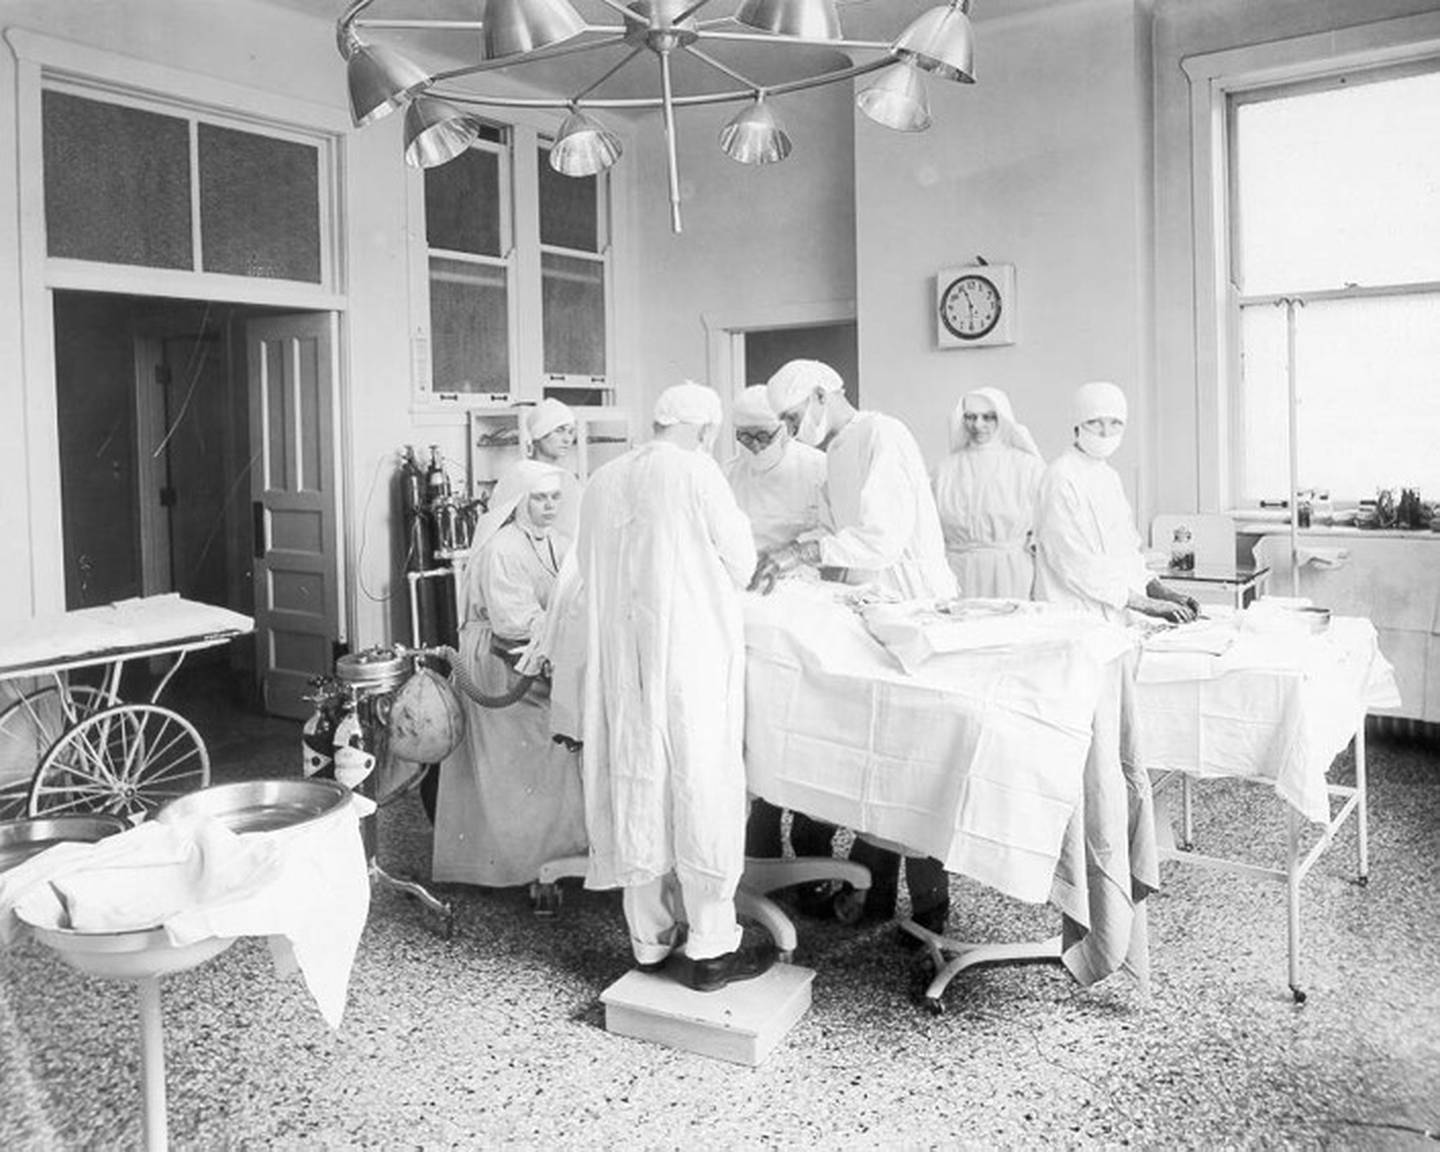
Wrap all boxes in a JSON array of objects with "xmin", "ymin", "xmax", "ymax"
[
  {"xmin": 1356, "ymin": 875, "xmax": 1369, "ymax": 888},
  {"xmin": 0, "ymin": 685, "xmax": 108, "ymax": 820},
  {"xmin": 1291, "ymin": 987, "xmax": 1307, "ymax": 1005},
  {"xmin": 832, "ymin": 884, "xmax": 866, "ymax": 926},
  {"xmin": 27, "ymin": 704, "xmax": 210, "ymax": 821}
]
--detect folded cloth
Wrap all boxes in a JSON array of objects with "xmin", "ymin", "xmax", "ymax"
[
  {"xmin": 1298, "ymin": 546, "xmax": 1348, "ymax": 569},
  {"xmin": 1, "ymin": 797, "xmax": 372, "ymax": 1028}
]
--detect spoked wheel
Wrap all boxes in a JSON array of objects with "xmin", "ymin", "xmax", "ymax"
[
  {"xmin": 27, "ymin": 704, "xmax": 210, "ymax": 821},
  {"xmin": 0, "ymin": 685, "xmax": 108, "ymax": 820}
]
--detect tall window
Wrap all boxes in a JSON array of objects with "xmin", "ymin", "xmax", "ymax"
[
  {"xmin": 1230, "ymin": 66, "xmax": 1440, "ymax": 503},
  {"xmin": 422, "ymin": 127, "xmax": 612, "ymax": 404}
]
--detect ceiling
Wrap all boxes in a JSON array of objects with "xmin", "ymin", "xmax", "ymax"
[{"xmin": 268, "ymin": 0, "xmax": 1076, "ymax": 104}]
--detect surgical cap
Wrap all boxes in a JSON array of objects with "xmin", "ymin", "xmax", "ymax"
[
  {"xmin": 765, "ymin": 359, "xmax": 843, "ymax": 416},
  {"xmin": 654, "ymin": 381, "xmax": 723, "ymax": 427},
  {"xmin": 731, "ymin": 385, "xmax": 780, "ymax": 429},
  {"xmin": 1073, "ymin": 381, "xmax": 1128, "ymax": 425},
  {"xmin": 526, "ymin": 398, "xmax": 576, "ymax": 442}
]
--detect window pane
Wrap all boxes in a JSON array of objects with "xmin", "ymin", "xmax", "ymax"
[
  {"xmin": 199, "ymin": 124, "xmax": 321, "ymax": 281},
  {"xmin": 542, "ymin": 253, "xmax": 605, "ymax": 377},
  {"xmin": 430, "ymin": 257, "xmax": 509, "ymax": 393},
  {"xmin": 426, "ymin": 148, "xmax": 502, "ymax": 257},
  {"xmin": 1235, "ymin": 71, "xmax": 1440, "ymax": 294},
  {"xmin": 539, "ymin": 149, "xmax": 600, "ymax": 252},
  {"xmin": 1240, "ymin": 294, "xmax": 1440, "ymax": 501},
  {"xmin": 43, "ymin": 91, "xmax": 192, "ymax": 269}
]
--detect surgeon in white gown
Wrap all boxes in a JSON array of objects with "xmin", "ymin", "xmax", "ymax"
[
  {"xmin": 1034, "ymin": 381, "xmax": 1198, "ymax": 624},
  {"xmin": 932, "ymin": 387, "xmax": 1046, "ymax": 599},
  {"xmin": 756, "ymin": 359, "xmax": 957, "ymax": 933},
  {"xmin": 432, "ymin": 460, "xmax": 588, "ymax": 887},
  {"xmin": 722, "ymin": 385, "xmax": 828, "ymax": 553},
  {"xmin": 576, "ymin": 382, "xmax": 772, "ymax": 991}
]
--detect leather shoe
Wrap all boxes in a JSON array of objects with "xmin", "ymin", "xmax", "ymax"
[{"xmin": 667, "ymin": 944, "xmax": 777, "ymax": 993}]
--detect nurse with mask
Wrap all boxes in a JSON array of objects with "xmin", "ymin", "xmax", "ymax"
[{"xmin": 1033, "ymin": 381, "xmax": 1198, "ymax": 623}]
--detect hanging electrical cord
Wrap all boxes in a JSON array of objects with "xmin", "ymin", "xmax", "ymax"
[
  {"xmin": 357, "ymin": 449, "xmax": 397, "ymax": 603},
  {"xmin": 150, "ymin": 301, "xmax": 214, "ymax": 459}
]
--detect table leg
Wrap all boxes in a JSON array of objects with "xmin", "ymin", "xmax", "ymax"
[
  {"xmin": 137, "ymin": 976, "xmax": 168, "ymax": 1152},
  {"xmin": 1180, "ymin": 774, "xmax": 1195, "ymax": 851},
  {"xmin": 1285, "ymin": 807, "xmax": 1305, "ymax": 1004},
  {"xmin": 1355, "ymin": 715, "xmax": 1370, "ymax": 884}
]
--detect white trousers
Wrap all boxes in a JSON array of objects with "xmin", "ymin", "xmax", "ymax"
[{"xmin": 622, "ymin": 873, "xmax": 741, "ymax": 964}]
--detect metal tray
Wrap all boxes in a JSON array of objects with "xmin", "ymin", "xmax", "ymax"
[
  {"xmin": 157, "ymin": 778, "xmax": 352, "ymax": 835},
  {"xmin": 0, "ymin": 815, "xmax": 130, "ymax": 874}
]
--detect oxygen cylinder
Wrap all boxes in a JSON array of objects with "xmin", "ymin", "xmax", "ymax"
[{"xmin": 400, "ymin": 446, "xmax": 431, "ymax": 573}]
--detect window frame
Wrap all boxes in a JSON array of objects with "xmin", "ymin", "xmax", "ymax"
[
  {"xmin": 1180, "ymin": 10, "xmax": 1440, "ymax": 512},
  {"xmin": 1224, "ymin": 60, "xmax": 1440, "ymax": 505},
  {"xmin": 411, "ymin": 121, "xmax": 618, "ymax": 410}
]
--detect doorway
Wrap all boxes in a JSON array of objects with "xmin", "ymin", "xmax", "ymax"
[
  {"xmin": 742, "ymin": 321, "xmax": 859, "ymax": 407},
  {"xmin": 51, "ymin": 291, "xmax": 341, "ymax": 716}
]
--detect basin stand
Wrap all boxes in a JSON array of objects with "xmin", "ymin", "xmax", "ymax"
[{"xmin": 136, "ymin": 975, "xmax": 169, "ymax": 1152}]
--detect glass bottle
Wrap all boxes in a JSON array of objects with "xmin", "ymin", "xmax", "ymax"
[{"xmin": 1170, "ymin": 525, "xmax": 1195, "ymax": 573}]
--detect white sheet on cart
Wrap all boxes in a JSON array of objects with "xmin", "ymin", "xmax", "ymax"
[
  {"xmin": 0, "ymin": 594, "xmax": 254, "ymax": 673},
  {"xmin": 743, "ymin": 583, "xmax": 1133, "ymax": 906},
  {"xmin": 1134, "ymin": 615, "xmax": 1400, "ymax": 823}
]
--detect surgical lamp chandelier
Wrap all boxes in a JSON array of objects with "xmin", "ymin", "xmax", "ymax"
[{"xmin": 339, "ymin": 0, "xmax": 976, "ymax": 233}]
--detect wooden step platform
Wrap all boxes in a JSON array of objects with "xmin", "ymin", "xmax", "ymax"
[{"xmin": 600, "ymin": 962, "xmax": 815, "ymax": 1067}]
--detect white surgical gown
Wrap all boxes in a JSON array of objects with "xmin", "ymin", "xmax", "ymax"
[
  {"xmin": 576, "ymin": 441, "xmax": 757, "ymax": 908},
  {"xmin": 432, "ymin": 520, "xmax": 587, "ymax": 886},
  {"xmin": 722, "ymin": 440, "xmax": 827, "ymax": 552},
  {"xmin": 819, "ymin": 412, "xmax": 956, "ymax": 600},
  {"xmin": 1033, "ymin": 446, "xmax": 1150, "ymax": 623},
  {"xmin": 932, "ymin": 442, "xmax": 1045, "ymax": 598}
]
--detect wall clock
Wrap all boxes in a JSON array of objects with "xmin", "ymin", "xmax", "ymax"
[{"xmin": 936, "ymin": 263, "xmax": 1015, "ymax": 348}]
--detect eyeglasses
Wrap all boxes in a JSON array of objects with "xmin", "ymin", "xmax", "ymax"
[
  {"xmin": 962, "ymin": 411, "xmax": 999, "ymax": 425},
  {"xmin": 735, "ymin": 427, "xmax": 780, "ymax": 450}
]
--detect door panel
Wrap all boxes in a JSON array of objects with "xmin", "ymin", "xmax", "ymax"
[{"xmin": 248, "ymin": 314, "xmax": 340, "ymax": 719}]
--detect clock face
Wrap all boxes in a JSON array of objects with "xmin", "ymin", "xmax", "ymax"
[{"xmin": 940, "ymin": 274, "xmax": 1002, "ymax": 340}]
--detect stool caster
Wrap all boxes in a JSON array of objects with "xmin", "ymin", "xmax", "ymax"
[
  {"xmin": 924, "ymin": 995, "xmax": 945, "ymax": 1016},
  {"xmin": 1356, "ymin": 874, "xmax": 1369, "ymax": 888},
  {"xmin": 1291, "ymin": 986, "xmax": 1307, "ymax": 1005},
  {"xmin": 531, "ymin": 881, "xmax": 562, "ymax": 918},
  {"xmin": 833, "ymin": 884, "xmax": 866, "ymax": 926}
]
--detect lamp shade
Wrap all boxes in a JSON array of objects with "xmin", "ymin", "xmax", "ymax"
[
  {"xmin": 893, "ymin": 1, "xmax": 975, "ymax": 84},
  {"xmin": 736, "ymin": 0, "xmax": 842, "ymax": 40},
  {"xmin": 404, "ymin": 98, "xmax": 482, "ymax": 168},
  {"xmin": 719, "ymin": 99, "xmax": 793, "ymax": 164},
  {"xmin": 483, "ymin": 0, "xmax": 587, "ymax": 60},
  {"xmin": 550, "ymin": 109, "xmax": 623, "ymax": 176},
  {"xmin": 856, "ymin": 62, "xmax": 932, "ymax": 132},
  {"xmin": 346, "ymin": 40, "xmax": 432, "ymax": 127}
]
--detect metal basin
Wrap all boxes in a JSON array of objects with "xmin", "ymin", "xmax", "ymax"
[
  {"xmin": 19, "ymin": 918, "xmax": 237, "ymax": 981},
  {"xmin": 0, "ymin": 815, "xmax": 130, "ymax": 875},
  {"xmin": 157, "ymin": 778, "xmax": 352, "ymax": 836}
]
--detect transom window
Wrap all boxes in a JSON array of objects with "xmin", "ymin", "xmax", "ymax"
[{"xmin": 1230, "ymin": 65, "xmax": 1440, "ymax": 503}]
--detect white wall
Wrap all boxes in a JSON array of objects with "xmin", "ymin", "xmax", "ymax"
[
  {"xmin": 854, "ymin": 0, "xmax": 1155, "ymax": 507},
  {"xmin": 626, "ymin": 84, "xmax": 859, "ymax": 416}
]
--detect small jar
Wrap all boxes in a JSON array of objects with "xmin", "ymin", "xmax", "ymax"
[{"xmin": 1170, "ymin": 526, "xmax": 1195, "ymax": 573}]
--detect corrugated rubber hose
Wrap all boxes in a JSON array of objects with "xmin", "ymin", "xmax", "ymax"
[{"xmin": 430, "ymin": 645, "xmax": 536, "ymax": 709}]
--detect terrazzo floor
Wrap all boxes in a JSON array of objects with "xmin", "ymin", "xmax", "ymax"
[{"xmin": 1, "ymin": 674, "xmax": 1437, "ymax": 1150}]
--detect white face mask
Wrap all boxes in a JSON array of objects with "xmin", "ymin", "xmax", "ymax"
[
  {"xmin": 796, "ymin": 396, "xmax": 829, "ymax": 448},
  {"xmin": 1077, "ymin": 427, "xmax": 1123, "ymax": 459},
  {"xmin": 747, "ymin": 438, "xmax": 786, "ymax": 471}
]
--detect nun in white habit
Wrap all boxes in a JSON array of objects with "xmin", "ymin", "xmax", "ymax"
[
  {"xmin": 432, "ymin": 459, "xmax": 588, "ymax": 887},
  {"xmin": 522, "ymin": 398, "xmax": 583, "ymax": 546},
  {"xmin": 932, "ymin": 387, "xmax": 1046, "ymax": 599}
]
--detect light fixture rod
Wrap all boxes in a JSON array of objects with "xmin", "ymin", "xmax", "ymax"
[
  {"xmin": 429, "ymin": 33, "xmax": 629, "ymax": 84},
  {"xmin": 671, "ymin": 0, "xmax": 719, "ymax": 24},
  {"xmin": 684, "ymin": 45, "xmax": 764, "ymax": 92},
  {"xmin": 573, "ymin": 46, "xmax": 648, "ymax": 104},
  {"xmin": 593, "ymin": 0, "xmax": 648, "ymax": 24},
  {"xmin": 353, "ymin": 19, "xmax": 486, "ymax": 32},
  {"xmin": 659, "ymin": 47, "xmax": 684, "ymax": 233},
  {"xmin": 695, "ymin": 30, "xmax": 891, "ymax": 51},
  {"xmin": 432, "ymin": 55, "xmax": 892, "ymax": 110}
]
